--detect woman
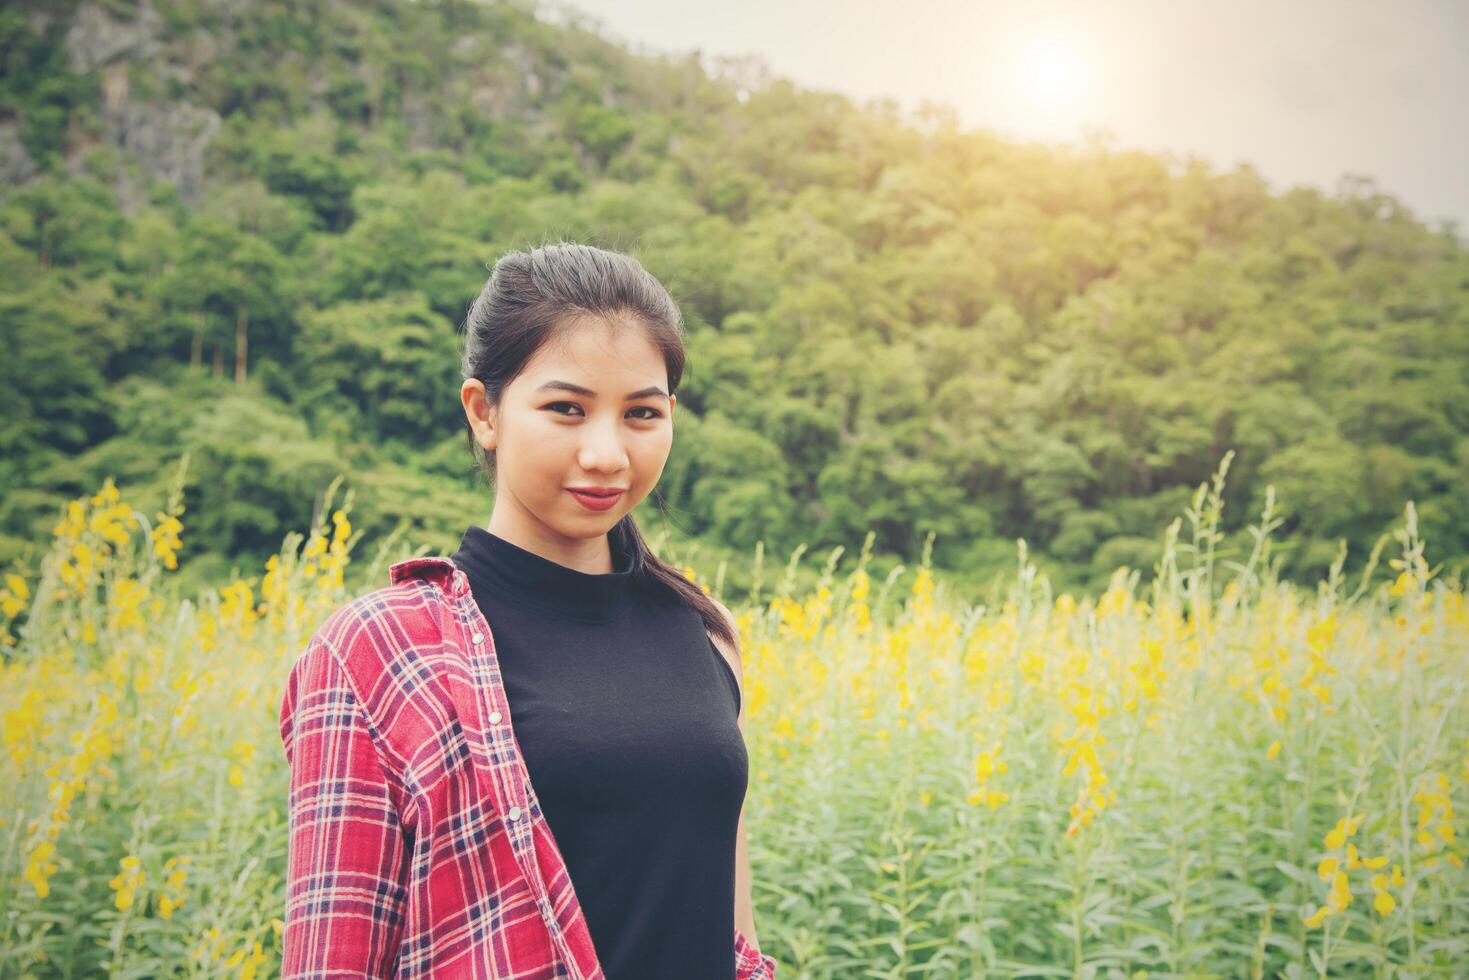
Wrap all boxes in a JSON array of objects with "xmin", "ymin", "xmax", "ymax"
[{"xmin": 278, "ymin": 243, "xmax": 778, "ymax": 979}]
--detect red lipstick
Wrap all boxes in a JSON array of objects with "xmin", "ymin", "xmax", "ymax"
[{"xmin": 567, "ymin": 487, "xmax": 625, "ymax": 512}]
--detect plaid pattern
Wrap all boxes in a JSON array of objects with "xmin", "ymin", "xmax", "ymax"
[{"xmin": 279, "ymin": 555, "xmax": 778, "ymax": 979}]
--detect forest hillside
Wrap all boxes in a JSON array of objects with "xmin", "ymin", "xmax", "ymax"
[{"xmin": 3, "ymin": 0, "xmax": 1467, "ymax": 598}]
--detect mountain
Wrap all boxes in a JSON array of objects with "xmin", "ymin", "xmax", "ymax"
[{"xmin": 3, "ymin": 0, "xmax": 1466, "ymax": 596}]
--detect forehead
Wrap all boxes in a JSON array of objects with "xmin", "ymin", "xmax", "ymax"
[{"xmin": 521, "ymin": 315, "xmax": 667, "ymax": 384}]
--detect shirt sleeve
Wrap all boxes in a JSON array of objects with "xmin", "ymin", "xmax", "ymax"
[
  {"xmin": 279, "ymin": 634, "xmax": 410, "ymax": 979},
  {"xmin": 734, "ymin": 925, "xmax": 778, "ymax": 979}
]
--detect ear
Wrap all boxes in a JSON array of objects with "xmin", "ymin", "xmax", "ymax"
[{"xmin": 462, "ymin": 379, "xmax": 497, "ymax": 452}]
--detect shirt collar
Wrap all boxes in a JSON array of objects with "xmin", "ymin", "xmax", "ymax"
[
  {"xmin": 447, "ymin": 525, "xmax": 635, "ymax": 624},
  {"xmin": 389, "ymin": 555, "xmax": 471, "ymax": 596}
]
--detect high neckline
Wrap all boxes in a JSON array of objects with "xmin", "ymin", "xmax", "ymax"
[{"xmin": 449, "ymin": 525, "xmax": 635, "ymax": 623}]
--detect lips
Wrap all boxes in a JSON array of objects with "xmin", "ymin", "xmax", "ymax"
[{"xmin": 567, "ymin": 487, "xmax": 625, "ymax": 512}]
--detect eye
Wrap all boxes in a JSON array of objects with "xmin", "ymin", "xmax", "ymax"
[{"xmin": 543, "ymin": 402, "xmax": 663, "ymax": 420}]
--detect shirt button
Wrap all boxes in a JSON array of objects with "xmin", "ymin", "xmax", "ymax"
[
  {"xmin": 507, "ymin": 805, "xmax": 522, "ymax": 821},
  {"xmin": 487, "ymin": 710, "xmax": 502, "ymax": 724},
  {"xmin": 471, "ymin": 632, "xmax": 485, "ymax": 645}
]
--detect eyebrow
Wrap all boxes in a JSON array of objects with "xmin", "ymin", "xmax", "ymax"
[{"xmin": 536, "ymin": 380, "xmax": 669, "ymax": 400}]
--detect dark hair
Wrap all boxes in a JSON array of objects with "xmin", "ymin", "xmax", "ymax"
[{"xmin": 460, "ymin": 241, "xmax": 737, "ymax": 651}]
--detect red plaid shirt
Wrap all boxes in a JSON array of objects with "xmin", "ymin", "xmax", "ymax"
[{"xmin": 278, "ymin": 555, "xmax": 778, "ymax": 979}]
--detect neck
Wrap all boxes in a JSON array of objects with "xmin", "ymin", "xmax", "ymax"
[
  {"xmin": 485, "ymin": 509, "xmax": 615, "ymax": 575},
  {"xmin": 450, "ymin": 523, "xmax": 635, "ymax": 624}
]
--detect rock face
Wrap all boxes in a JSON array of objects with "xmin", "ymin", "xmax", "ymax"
[
  {"xmin": 64, "ymin": 1, "xmax": 164, "ymax": 73},
  {"xmin": 59, "ymin": 0, "xmax": 221, "ymax": 208},
  {"xmin": 93, "ymin": 68, "xmax": 222, "ymax": 208},
  {"xmin": 0, "ymin": 123, "xmax": 37, "ymax": 186},
  {"xmin": 27, "ymin": 0, "xmax": 562, "ymax": 207}
]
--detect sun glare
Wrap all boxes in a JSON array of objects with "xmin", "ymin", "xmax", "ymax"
[{"xmin": 1018, "ymin": 36, "xmax": 1087, "ymax": 108}]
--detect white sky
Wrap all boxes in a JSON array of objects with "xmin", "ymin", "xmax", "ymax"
[{"xmin": 551, "ymin": 0, "xmax": 1469, "ymax": 232}]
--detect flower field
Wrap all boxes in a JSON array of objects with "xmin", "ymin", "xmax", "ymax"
[{"xmin": 2, "ymin": 459, "xmax": 1466, "ymax": 977}]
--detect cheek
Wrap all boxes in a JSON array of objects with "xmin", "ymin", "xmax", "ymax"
[
  {"xmin": 633, "ymin": 433, "xmax": 673, "ymax": 483},
  {"xmin": 501, "ymin": 426, "xmax": 569, "ymax": 487}
]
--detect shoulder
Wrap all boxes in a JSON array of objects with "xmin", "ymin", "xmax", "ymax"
[
  {"xmin": 704, "ymin": 596, "xmax": 743, "ymax": 692},
  {"xmin": 286, "ymin": 581, "xmax": 461, "ymax": 769},
  {"xmin": 705, "ymin": 596, "xmax": 740, "ymax": 658},
  {"xmin": 312, "ymin": 582, "xmax": 443, "ymax": 660},
  {"xmin": 703, "ymin": 596, "xmax": 747, "ymax": 728},
  {"xmin": 295, "ymin": 580, "xmax": 456, "ymax": 704}
]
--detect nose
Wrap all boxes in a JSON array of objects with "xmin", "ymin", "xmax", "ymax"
[{"xmin": 576, "ymin": 413, "xmax": 630, "ymax": 473}]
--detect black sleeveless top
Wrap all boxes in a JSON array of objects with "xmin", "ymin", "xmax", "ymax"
[{"xmin": 449, "ymin": 525, "xmax": 747, "ymax": 979}]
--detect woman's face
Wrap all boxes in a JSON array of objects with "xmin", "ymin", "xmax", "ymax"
[{"xmin": 462, "ymin": 315, "xmax": 676, "ymax": 559}]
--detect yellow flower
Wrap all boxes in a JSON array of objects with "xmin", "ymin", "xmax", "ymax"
[
  {"xmin": 1327, "ymin": 870, "xmax": 1353, "ymax": 912},
  {"xmin": 1324, "ymin": 815, "xmax": 1361, "ymax": 851},
  {"xmin": 1389, "ymin": 570, "xmax": 1414, "ymax": 597},
  {"xmin": 1373, "ymin": 889, "xmax": 1396, "ymax": 915},
  {"xmin": 1327, "ymin": 875, "xmax": 1351, "ymax": 906},
  {"xmin": 152, "ymin": 514, "xmax": 184, "ymax": 570},
  {"xmin": 242, "ymin": 940, "xmax": 266, "ymax": 979},
  {"xmin": 108, "ymin": 854, "xmax": 146, "ymax": 912},
  {"xmin": 1, "ymin": 572, "xmax": 29, "ymax": 618},
  {"xmin": 3, "ymin": 573, "xmax": 27, "ymax": 601},
  {"xmin": 1317, "ymin": 855, "xmax": 1338, "ymax": 881},
  {"xmin": 156, "ymin": 855, "xmax": 191, "ymax": 919},
  {"xmin": 1266, "ymin": 740, "xmax": 1281, "ymax": 760},
  {"xmin": 23, "ymin": 840, "xmax": 59, "ymax": 898}
]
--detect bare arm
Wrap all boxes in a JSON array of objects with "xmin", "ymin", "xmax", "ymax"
[
  {"xmin": 733, "ymin": 688, "xmax": 759, "ymax": 948},
  {"xmin": 710, "ymin": 599, "xmax": 759, "ymax": 949}
]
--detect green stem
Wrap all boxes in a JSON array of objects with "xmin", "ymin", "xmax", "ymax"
[{"xmin": 1072, "ymin": 835, "xmax": 1084, "ymax": 979}]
